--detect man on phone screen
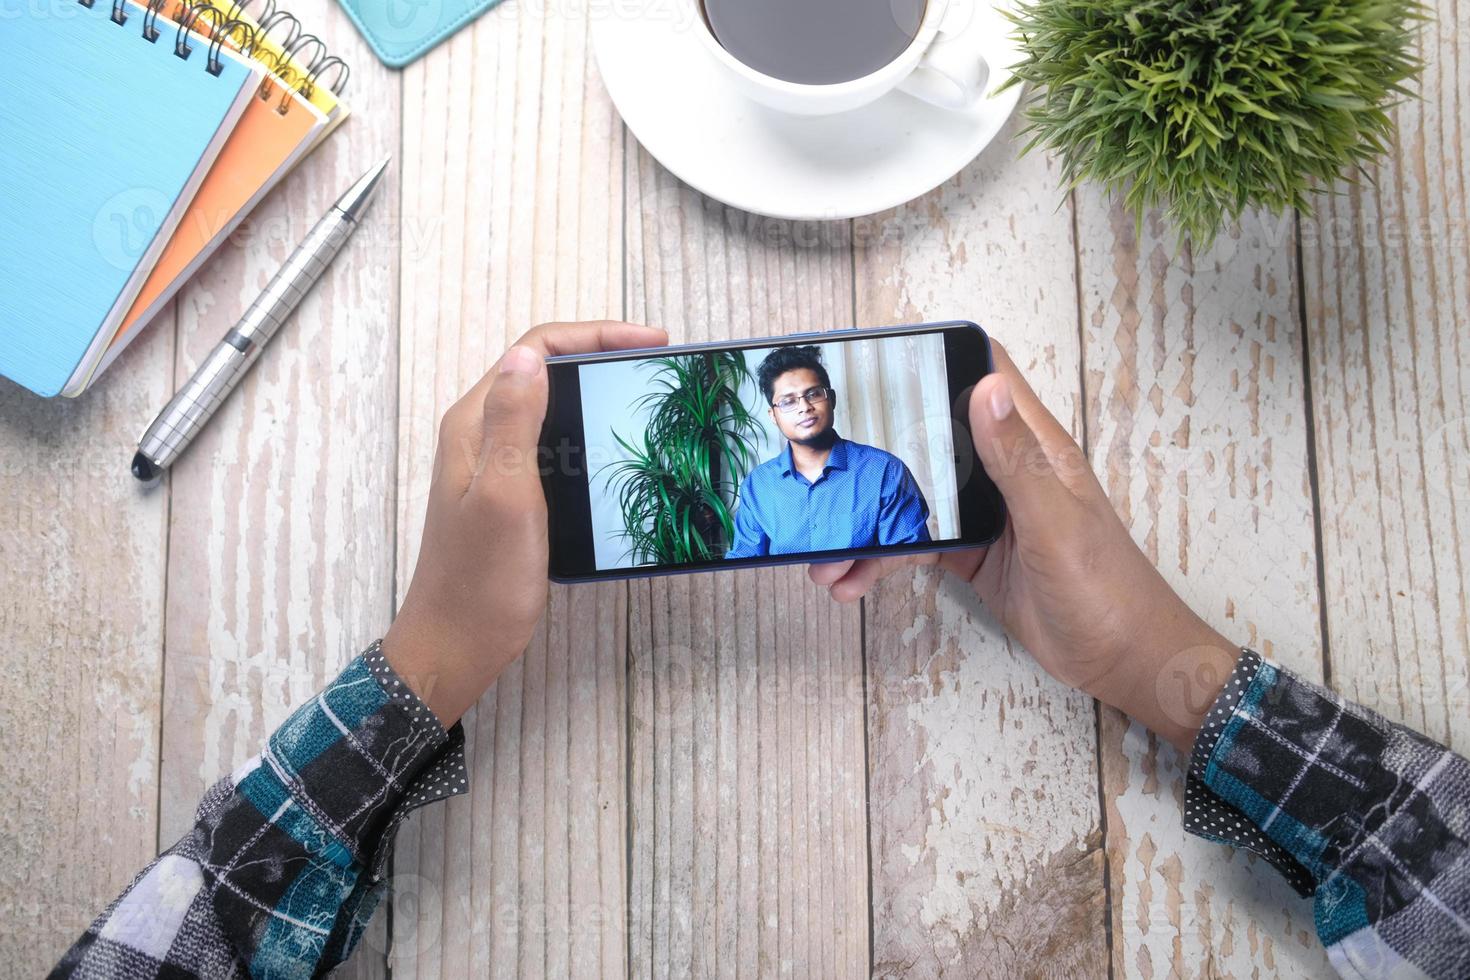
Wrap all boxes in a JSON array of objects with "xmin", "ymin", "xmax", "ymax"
[{"xmin": 725, "ymin": 345, "xmax": 932, "ymax": 559}]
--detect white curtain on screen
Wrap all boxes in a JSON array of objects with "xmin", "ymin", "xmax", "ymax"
[{"xmin": 826, "ymin": 332, "xmax": 960, "ymax": 541}]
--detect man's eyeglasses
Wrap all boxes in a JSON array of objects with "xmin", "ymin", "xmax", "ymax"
[{"xmin": 771, "ymin": 386, "xmax": 831, "ymax": 414}]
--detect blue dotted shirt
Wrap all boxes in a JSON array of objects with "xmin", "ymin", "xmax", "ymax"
[{"xmin": 725, "ymin": 435, "xmax": 932, "ymax": 558}]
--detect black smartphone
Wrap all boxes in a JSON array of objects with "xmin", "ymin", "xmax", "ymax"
[{"xmin": 540, "ymin": 320, "xmax": 1005, "ymax": 582}]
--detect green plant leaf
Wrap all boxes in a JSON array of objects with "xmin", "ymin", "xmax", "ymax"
[
  {"xmin": 1005, "ymin": 0, "xmax": 1426, "ymax": 245},
  {"xmin": 597, "ymin": 349, "xmax": 762, "ymax": 565}
]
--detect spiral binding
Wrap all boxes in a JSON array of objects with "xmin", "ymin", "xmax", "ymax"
[
  {"xmin": 250, "ymin": 10, "xmax": 302, "ymax": 101},
  {"xmin": 75, "ymin": 0, "xmax": 347, "ymax": 101},
  {"xmin": 281, "ymin": 32, "xmax": 325, "ymax": 72},
  {"xmin": 141, "ymin": 0, "xmax": 168, "ymax": 41},
  {"xmin": 254, "ymin": 10, "xmax": 301, "ymax": 57},
  {"xmin": 175, "ymin": 7, "xmax": 239, "ymax": 73},
  {"xmin": 225, "ymin": 0, "xmax": 274, "ymax": 19},
  {"xmin": 305, "ymin": 55, "xmax": 350, "ymax": 100},
  {"xmin": 207, "ymin": 17, "xmax": 254, "ymax": 74}
]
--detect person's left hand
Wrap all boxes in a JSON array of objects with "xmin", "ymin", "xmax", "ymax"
[{"xmin": 383, "ymin": 320, "xmax": 668, "ymax": 725}]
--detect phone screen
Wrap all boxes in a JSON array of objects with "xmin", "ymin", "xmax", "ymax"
[{"xmin": 542, "ymin": 321, "xmax": 1004, "ymax": 581}]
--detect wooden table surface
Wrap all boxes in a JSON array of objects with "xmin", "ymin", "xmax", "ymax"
[{"xmin": 3, "ymin": 0, "xmax": 1466, "ymax": 976}]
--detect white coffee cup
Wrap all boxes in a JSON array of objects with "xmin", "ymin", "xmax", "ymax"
[{"xmin": 690, "ymin": 0, "xmax": 991, "ymax": 116}]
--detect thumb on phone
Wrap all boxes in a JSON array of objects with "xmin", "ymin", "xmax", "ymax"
[
  {"xmin": 969, "ymin": 369, "xmax": 1087, "ymax": 535},
  {"xmin": 476, "ymin": 344, "xmax": 549, "ymax": 495}
]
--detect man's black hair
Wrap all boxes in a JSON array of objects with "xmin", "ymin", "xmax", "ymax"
[{"xmin": 757, "ymin": 345, "xmax": 832, "ymax": 405}]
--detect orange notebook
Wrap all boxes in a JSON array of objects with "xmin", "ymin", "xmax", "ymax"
[
  {"xmin": 90, "ymin": 77, "xmax": 328, "ymax": 379},
  {"xmin": 76, "ymin": 3, "xmax": 351, "ymax": 390}
]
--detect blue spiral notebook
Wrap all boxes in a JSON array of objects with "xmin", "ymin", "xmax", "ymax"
[{"xmin": 0, "ymin": 0, "xmax": 258, "ymax": 398}]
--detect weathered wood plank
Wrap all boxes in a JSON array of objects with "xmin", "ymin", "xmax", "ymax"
[
  {"xmin": 0, "ymin": 327, "xmax": 173, "ymax": 976},
  {"xmin": 855, "ymin": 121, "xmax": 1106, "ymax": 978},
  {"xmin": 623, "ymin": 153, "xmax": 869, "ymax": 978},
  {"xmin": 387, "ymin": 2, "xmax": 628, "ymax": 976},
  {"xmin": 1076, "ymin": 200, "xmax": 1329, "ymax": 976},
  {"xmin": 1303, "ymin": 3, "xmax": 1469, "ymax": 756},
  {"xmin": 156, "ymin": 2, "xmax": 401, "ymax": 977}
]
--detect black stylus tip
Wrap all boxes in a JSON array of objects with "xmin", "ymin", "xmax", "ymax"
[{"xmin": 131, "ymin": 451, "xmax": 162, "ymax": 486}]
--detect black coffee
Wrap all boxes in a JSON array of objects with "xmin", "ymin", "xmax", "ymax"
[{"xmin": 703, "ymin": 0, "xmax": 926, "ymax": 86}]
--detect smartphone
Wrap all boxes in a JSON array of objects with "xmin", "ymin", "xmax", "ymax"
[{"xmin": 541, "ymin": 320, "xmax": 1005, "ymax": 582}]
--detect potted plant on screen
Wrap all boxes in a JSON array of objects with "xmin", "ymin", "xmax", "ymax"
[
  {"xmin": 1004, "ymin": 0, "xmax": 1425, "ymax": 244},
  {"xmin": 601, "ymin": 352, "xmax": 765, "ymax": 565}
]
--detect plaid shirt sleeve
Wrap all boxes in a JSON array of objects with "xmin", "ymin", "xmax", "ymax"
[
  {"xmin": 1185, "ymin": 648, "xmax": 1470, "ymax": 979},
  {"xmin": 50, "ymin": 641, "xmax": 468, "ymax": 979}
]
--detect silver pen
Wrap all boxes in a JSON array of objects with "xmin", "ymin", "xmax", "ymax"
[{"xmin": 131, "ymin": 157, "xmax": 390, "ymax": 485}]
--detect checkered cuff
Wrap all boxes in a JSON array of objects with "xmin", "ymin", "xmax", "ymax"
[
  {"xmin": 52, "ymin": 642, "xmax": 472, "ymax": 979},
  {"xmin": 1183, "ymin": 649, "xmax": 1315, "ymax": 895},
  {"xmin": 1181, "ymin": 648, "xmax": 1470, "ymax": 977},
  {"xmin": 263, "ymin": 640, "xmax": 468, "ymax": 878}
]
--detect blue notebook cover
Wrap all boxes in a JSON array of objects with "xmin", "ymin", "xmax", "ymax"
[{"xmin": 0, "ymin": 0, "xmax": 256, "ymax": 397}]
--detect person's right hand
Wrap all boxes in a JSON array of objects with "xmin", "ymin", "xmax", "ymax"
[
  {"xmin": 384, "ymin": 320, "xmax": 668, "ymax": 727},
  {"xmin": 809, "ymin": 341, "xmax": 1238, "ymax": 754}
]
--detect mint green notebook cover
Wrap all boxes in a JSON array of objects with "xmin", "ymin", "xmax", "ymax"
[{"xmin": 337, "ymin": 0, "xmax": 506, "ymax": 68}]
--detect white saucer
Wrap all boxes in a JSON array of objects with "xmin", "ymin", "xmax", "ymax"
[{"xmin": 590, "ymin": 0, "xmax": 1023, "ymax": 220}]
